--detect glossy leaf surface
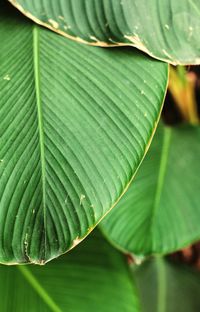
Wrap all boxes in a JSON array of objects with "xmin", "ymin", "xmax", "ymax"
[
  {"xmin": 0, "ymin": 3, "xmax": 167, "ymax": 264},
  {"xmin": 9, "ymin": 0, "xmax": 200, "ymax": 64}
]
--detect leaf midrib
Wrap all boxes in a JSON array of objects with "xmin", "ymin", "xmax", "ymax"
[
  {"xmin": 18, "ymin": 266, "xmax": 62, "ymax": 312},
  {"xmin": 150, "ymin": 127, "xmax": 172, "ymax": 247},
  {"xmin": 156, "ymin": 258, "xmax": 167, "ymax": 312},
  {"xmin": 189, "ymin": 0, "xmax": 200, "ymax": 16},
  {"xmin": 33, "ymin": 26, "xmax": 47, "ymax": 257}
]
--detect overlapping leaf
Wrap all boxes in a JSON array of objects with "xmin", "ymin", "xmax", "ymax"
[
  {"xmin": 134, "ymin": 258, "xmax": 200, "ymax": 312},
  {"xmin": 101, "ymin": 124, "xmax": 200, "ymax": 256},
  {"xmin": 8, "ymin": 0, "xmax": 200, "ymax": 65},
  {"xmin": 0, "ymin": 231, "xmax": 139, "ymax": 312},
  {"xmin": 0, "ymin": 3, "xmax": 167, "ymax": 264}
]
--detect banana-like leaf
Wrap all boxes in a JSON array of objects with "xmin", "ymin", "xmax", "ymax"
[
  {"xmin": 0, "ymin": 3, "xmax": 167, "ymax": 264},
  {"xmin": 0, "ymin": 231, "xmax": 140, "ymax": 312},
  {"xmin": 9, "ymin": 0, "xmax": 200, "ymax": 65},
  {"xmin": 101, "ymin": 124, "xmax": 200, "ymax": 256},
  {"xmin": 134, "ymin": 258, "xmax": 200, "ymax": 312}
]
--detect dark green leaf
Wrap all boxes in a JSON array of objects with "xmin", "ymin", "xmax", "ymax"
[
  {"xmin": 0, "ymin": 231, "xmax": 140, "ymax": 312},
  {"xmin": 0, "ymin": 3, "xmax": 167, "ymax": 264},
  {"xmin": 134, "ymin": 258, "xmax": 200, "ymax": 312},
  {"xmin": 9, "ymin": 0, "xmax": 200, "ymax": 65}
]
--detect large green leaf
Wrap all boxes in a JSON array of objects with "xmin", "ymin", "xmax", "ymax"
[
  {"xmin": 0, "ymin": 3, "xmax": 167, "ymax": 264},
  {"xmin": 101, "ymin": 124, "xmax": 200, "ymax": 256},
  {"xmin": 0, "ymin": 231, "xmax": 140, "ymax": 312},
  {"xmin": 134, "ymin": 258, "xmax": 200, "ymax": 312},
  {"xmin": 9, "ymin": 0, "xmax": 200, "ymax": 65}
]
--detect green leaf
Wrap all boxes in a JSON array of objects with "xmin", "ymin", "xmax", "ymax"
[
  {"xmin": 134, "ymin": 258, "xmax": 200, "ymax": 312},
  {"xmin": 0, "ymin": 231, "xmax": 140, "ymax": 312},
  {"xmin": 100, "ymin": 124, "xmax": 200, "ymax": 256},
  {"xmin": 0, "ymin": 3, "xmax": 167, "ymax": 264},
  {"xmin": 9, "ymin": 0, "xmax": 200, "ymax": 65}
]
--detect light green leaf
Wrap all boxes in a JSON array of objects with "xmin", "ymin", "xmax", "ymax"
[
  {"xmin": 0, "ymin": 3, "xmax": 167, "ymax": 264},
  {"xmin": 0, "ymin": 231, "xmax": 140, "ymax": 312},
  {"xmin": 134, "ymin": 258, "xmax": 200, "ymax": 312},
  {"xmin": 9, "ymin": 0, "xmax": 200, "ymax": 65},
  {"xmin": 100, "ymin": 124, "xmax": 200, "ymax": 256}
]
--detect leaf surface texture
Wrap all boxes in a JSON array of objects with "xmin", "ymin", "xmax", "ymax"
[
  {"xmin": 9, "ymin": 0, "xmax": 200, "ymax": 64},
  {"xmin": 0, "ymin": 231, "xmax": 140, "ymax": 312},
  {"xmin": 101, "ymin": 124, "xmax": 200, "ymax": 255},
  {"xmin": 0, "ymin": 3, "xmax": 167, "ymax": 263}
]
